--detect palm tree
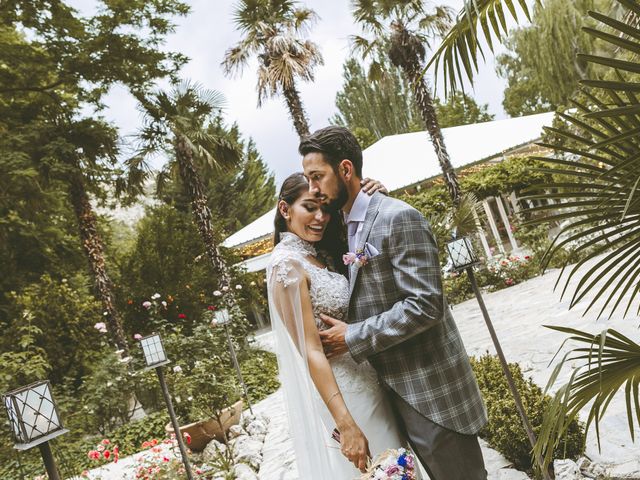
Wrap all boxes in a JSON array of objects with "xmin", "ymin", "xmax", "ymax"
[
  {"xmin": 130, "ymin": 81, "xmax": 241, "ymax": 288},
  {"xmin": 518, "ymin": 0, "xmax": 640, "ymax": 470},
  {"xmin": 222, "ymin": 0, "xmax": 323, "ymax": 139},
  {"xmin": 351, "ymin": 0, "xmax": 463, "ymax": 202}
]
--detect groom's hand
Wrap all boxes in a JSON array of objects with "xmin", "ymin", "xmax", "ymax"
[{"xmin": 319, "ymin": 314, "xmax": 348, "ymax": 359}]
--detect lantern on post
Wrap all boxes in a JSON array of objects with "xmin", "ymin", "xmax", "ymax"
[
  {"xmin": 139, "ymin": 333, "xmax": 194, "ymax": 480},
  {"xmin": 445, "ymin": 236, "xmax": 550, "ymax": 479},
  {"xmin": 213, "ymin": 308, "xmax": 253, "ymax": 414},
  {"xmin": 3, "ymin": 380, "xmax": 68, "ymax": 480}
]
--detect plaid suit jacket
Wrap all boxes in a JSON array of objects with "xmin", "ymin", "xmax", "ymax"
[{"xmin": 344, "ymin": 193, "xmax": 487, "ymax": 435}]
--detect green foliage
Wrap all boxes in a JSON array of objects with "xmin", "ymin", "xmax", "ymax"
[
  {"xmin": 471, "ymin": 354, "xmax": 584, "ymax": 472},
  {"xmin": 240, "ymin": 350, "xmax": 280, "ymax": 403},
  {"xmin": 332, "ymin": 57, "xmax": 494, "ymax": 148},
  {"xmin": 496, "ymin": 0, "xmax": 615, "ymax": 116},
  {"xmin": 3, "ymin": 275, "xmax": 103, "ymax": 387},
  {"xmin": 426, "ymin": 0, "xmax": 534, "ymax": 95}
]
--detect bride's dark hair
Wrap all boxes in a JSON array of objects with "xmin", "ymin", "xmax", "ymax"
[{"xmin": 273, "ymin": 172, "xmax": 347, "ymax": 275}]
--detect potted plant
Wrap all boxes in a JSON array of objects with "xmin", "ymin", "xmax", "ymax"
[{"xmin": 166, "ymin": 354, "xmax": 243, "ymax": 451}]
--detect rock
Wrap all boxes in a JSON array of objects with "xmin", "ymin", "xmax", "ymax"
[
  {"xmin": 228, "ymin": 424, "xmax": 247, "ymax": 439},
  {"xmin": 497, "ymin": 467, "xmax": 531, "ymax": 479},
  {"xmin": 202, "ymin": 438, "xmax": 227, "ymax": 463},
  {"xmin": 242, "ymin": 413, "xmax": 269, "ymax": 429},
  {"xmin": 234, "ymin": 462, "xmax": 259, "ymax": 480},
  {"xmin": 609, "ymin": 460, "xmax": 640, "ymax": 479},
  {"xmin": 231, "ymin": 435, "xmax": 263, "ymax": 470},
  {"xmin": 246, "ymin": 418, "xmax": 268, "ymax": 437},
  {"xmin": 554, "ymin": 459, "xmax": 582, "ymax": 480},
  {"xmin": 577, "ymin": 457, "xmax": 607, "ymax": 479}
]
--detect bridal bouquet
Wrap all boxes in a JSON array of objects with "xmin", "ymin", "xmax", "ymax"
[{"xmin": 359, "ymin": 448, "xmax": 416, "ymax": 480}]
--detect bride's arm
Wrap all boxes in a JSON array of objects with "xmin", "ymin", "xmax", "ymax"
[{"xmin": 296, "ymin": 275, "xmax": 371, "ymax": 472}]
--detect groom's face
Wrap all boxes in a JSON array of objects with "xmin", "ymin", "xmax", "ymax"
[{"xmin": 302, "ymin": 152, "xmax": 348, "ymax": 211}]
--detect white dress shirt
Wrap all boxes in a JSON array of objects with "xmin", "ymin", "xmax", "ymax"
[{"xmin": 344, "ymin": 190, "xmax": 372, "ymax": 252}]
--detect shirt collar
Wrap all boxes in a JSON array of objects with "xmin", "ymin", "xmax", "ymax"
[{"xmin": 344, "ymin": 190, "xmax": 372, "ymax": 224}]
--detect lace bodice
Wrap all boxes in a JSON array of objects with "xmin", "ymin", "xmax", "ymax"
[{"xmin": 269, "ymin": 232, "xmax": 379, "ymax": 394}]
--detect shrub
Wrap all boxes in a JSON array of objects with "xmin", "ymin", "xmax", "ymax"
[
  {"xmin": 241, "ymin": 349, "xmax": 280, "ymax": 403},
  {"xmin": 470, "ymin": 354, "xmax": 584, "ymax": 473}
]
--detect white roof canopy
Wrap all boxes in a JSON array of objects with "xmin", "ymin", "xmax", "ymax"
[{"xmin": 223, "ymin": 111, "xmax": 555, "ymax": 249}]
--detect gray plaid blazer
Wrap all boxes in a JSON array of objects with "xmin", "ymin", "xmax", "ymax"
[{"xmin": 344, "ymin": 192, "xmax": 487, "ymax": 435}]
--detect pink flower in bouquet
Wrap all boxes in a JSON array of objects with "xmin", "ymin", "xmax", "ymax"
[
  {"xmin": 505, "ymin": 278, "xmax": 515, "ymax": 286},
  {"xmin": 385, "ymin": 465, "xmax": 400, "ymax": 476},
  {"xmin": 101, "ymin": 439, "xmax": 110, "ymax": 445},
  {"xmin": 87, "ymin": 450, "xmax": 100, "ymax": 460},
  {"xmin": 142, "ymin": 301, "xmax": 152, "ymax": 309},
  {"xmin": 103, "ymin": 450, "xmax": 111, "ymax": 460},
  {"xmin": 183, "ymin": 432, "xmax": 191, "ymax": 445}
]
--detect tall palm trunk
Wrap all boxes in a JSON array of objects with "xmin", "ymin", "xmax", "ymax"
[
  {"xmin": 69, "ymin": 174, "xmax": 128, "ymax": 352},
  {"xmin": 174, "ymin": 135, "xmax": 231, "ymax": 287},
  {"xmin": 282, "ymin": 83, "xmax": 311, "ymax": 139},
  {"xmin": 389, "ymin": 23, "xmax": 461, "ymax": 204}
]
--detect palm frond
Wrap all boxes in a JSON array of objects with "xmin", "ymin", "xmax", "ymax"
[
  {"xmin": 534, "ymin": 326, "xmax": 640, "ymax": 469},
  {"xmin": 425, "ymin": 0, "xmax": 536, "ymax": 95}
]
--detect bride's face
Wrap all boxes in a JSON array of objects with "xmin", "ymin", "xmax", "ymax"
[{"xmin": 284, "ymin": 191, "xmax": 330, "ymax": 243}]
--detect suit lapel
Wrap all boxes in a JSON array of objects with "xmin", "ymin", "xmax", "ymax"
[{"xmin": 349, "ymin": 192, "xmax": 383, "ymax": 295}]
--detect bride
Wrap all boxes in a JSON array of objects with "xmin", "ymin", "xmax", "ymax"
[{"xmin": 266, "ymin": 172, "xmax": 405, "ymax": 478}]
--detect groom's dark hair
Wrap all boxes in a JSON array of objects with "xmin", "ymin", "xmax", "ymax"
[{"xmin": 299, "ymin": 126, "xmax": 363, "ymax": 178}]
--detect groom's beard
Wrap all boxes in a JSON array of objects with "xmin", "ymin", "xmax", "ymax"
[{"xmin": 326, "ymin": 177, "xmax": 349, "ymax": 212}]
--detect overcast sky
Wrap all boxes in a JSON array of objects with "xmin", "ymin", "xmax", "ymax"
[{"xmin": 72, "ymin": 0, "xmax": 525, "ymax": 186}]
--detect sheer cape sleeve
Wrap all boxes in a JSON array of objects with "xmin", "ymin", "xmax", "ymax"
[{"xmin": 266, "ymin": 247, "xmax": 336, "ymax": 479}]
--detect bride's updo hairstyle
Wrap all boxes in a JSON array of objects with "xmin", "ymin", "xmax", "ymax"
[{"xmin": 274, "ymin": 172, "xmax": 347, "ymax": 274}]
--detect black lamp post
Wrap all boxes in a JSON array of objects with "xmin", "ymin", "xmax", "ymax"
[
  {"xmin": 446, "ymin": 237, "xmax": 550, "ymax": 480},
  {"xmin": 3, "ymin": 380, "xmax": 68, "ymax": 480},
  {"xmin": 213, "ymin": 308, "xmax": 253, "ymax": 414},
  {"xmin": 139, "ymin": 333, "xmax": 194, "ymax": 480}
]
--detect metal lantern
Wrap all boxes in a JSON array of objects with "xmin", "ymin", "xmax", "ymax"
[
  {"xmin": 137, "ymin": 333, "xmax": 194, "ymax": 480},
  {"xmin": 446, "ymin": 237, "xmax": 480, "ymax": 271},
  {"xmin": 140, "ymin": 333, "xmax": 169, "ymax": 368},
  {"xmin": 213, "ymin": 308, "xmax": 231, "ymax": 326},
  {"xmin": 3, "ymin": 380, "xmax": 68, "ymax": 450}
]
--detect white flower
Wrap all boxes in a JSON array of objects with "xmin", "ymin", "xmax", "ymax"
[
  {"xmin": 119, "ymin": 357, "xmax": 132, "ymax": 364},
  {"xmin": 161, "ymin": 301, "xmax": 167, "ymax": 307},
  {"xmin": 250, "ymin": 281, "xmax": 256, "ymax": 286},
  {"xmin": 210, "ymin": 319, "xmax": 218, "ymax": 327},
  {"xmin": 173, "ymin": 365, "xmax": 182, "ymax": 373},
  {"xmin": 103, "ymin": 311, "xmax": 108, "ymax": 316},
  {"xmin": 94, "ymin": 322, "xmax": 107, "ymax": 333},
  {"xmin": 235, "ymin": 285, "xmax": 242, "ymax": 290},
  {"xmin": 194, "ymin": 361, "xmax": 202, "ymax": 368},
  {"xmin": 107, "ymin": 382, "xmax": 113, "ymax": 387},
  {"xmin": 151, "ymin": 293, "xmax": 161, "ymax": 300},
  {"xmin": 187, "ymin": 396, "xmax": 193, "ymax": 402},
  {"xmin": 115, "ymin": 349, "xmax": 125, "ymax": 356},
  {"xmin": 221, "ymin": 286, "xmax": 229, "ymax": 292},
  {"xmin": 142, "ymin": 301, "xmax": 152, "ymax": 309},
  {"xmin": 213, "ymin": 290, "xmax": 222, "ymax": 297}
]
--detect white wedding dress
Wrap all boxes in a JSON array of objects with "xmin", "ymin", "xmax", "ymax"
[{"xmin": 267, "ymin": 232, "xmax": 405, "ymax": 479}]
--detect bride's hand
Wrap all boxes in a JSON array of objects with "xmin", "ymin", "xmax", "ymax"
[
  {"xmin": 360, "ymin": 177, "xmax": 388, "ymax": 195},
  {"xmin": 339, "ymin": 422, "xmax": 371, "ymax": 472}
]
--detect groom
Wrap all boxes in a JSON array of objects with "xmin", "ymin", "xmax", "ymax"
[{"xmin": 300, "ymin": 126, "xmax": 488, "ymax": 480}]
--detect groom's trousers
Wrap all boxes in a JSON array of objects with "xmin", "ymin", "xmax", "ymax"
[{"xmin": 386, "ymin": 387, "xmax": 488, "ymax": 480}]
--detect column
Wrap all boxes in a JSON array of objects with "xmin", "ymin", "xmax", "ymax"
[
  {"xmin": 495, "ymin": 195, "xmax": 519, "ymax": 251},
  {"xmin": 482, "ymin": 199, "xmax": 506, "ymax": 255},
  {"xmin": 473, "ymin": 209, "xmax": 493, "ymax": 260}
]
